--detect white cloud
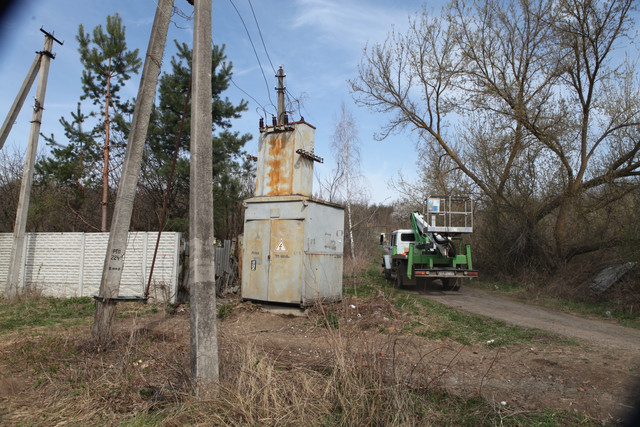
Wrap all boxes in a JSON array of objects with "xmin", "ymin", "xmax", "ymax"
[{"xmin": 291, "ymin": 0, "xmax": 412, "ymax": 49}]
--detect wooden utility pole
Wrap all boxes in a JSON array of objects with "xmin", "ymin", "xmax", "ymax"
[
  {"xmin": 91, "ymin": 0, "xmax": 174, "ymax": 347},
  {"xmin": 190, "ymin": 0, "xmax": 219, "ymax": 390},
  {"xmin": 4, "ymin": 29, "xmax": 62, "ymax": 298}
]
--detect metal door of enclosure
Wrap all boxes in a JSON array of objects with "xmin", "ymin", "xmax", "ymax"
[
  {"xmin": 242, "ymin": 219, "xmax": 270, "ymax": 301},
  {"xmin": 268, "ymin": 219, "xmax": 303, "ymax": 303}
]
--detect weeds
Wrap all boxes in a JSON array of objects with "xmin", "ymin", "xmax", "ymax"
[
  {"xmin": 345, "ymin": 263, "xmax": 559, "ymax": 347},
  {"xmin": 0, "ymin": 277, "xmax": 603, "ymax": 426},
  {"xmin": 317, "ymin": 312, "xmax": 339, "ymax": 329},
  {"xmin": 217, "ymin": 304, "xmax": 233, "ymax": 320},
  {"xmin": 0, "ymin": 295, "xmax": 94, "ymax": 333}
]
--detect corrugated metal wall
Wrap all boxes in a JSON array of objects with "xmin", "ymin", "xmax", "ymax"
[
  {"xmin": 0, "ymin": 232, "xmax": 181, "ymax": 302},
  {"xmin": 214, "ymin": 240, "xmax": 232, "ymax": 279}
]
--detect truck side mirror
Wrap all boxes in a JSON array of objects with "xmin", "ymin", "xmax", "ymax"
[{"xmin": 379, "ymin": 233, "xmax": 385, "ymax": 245}]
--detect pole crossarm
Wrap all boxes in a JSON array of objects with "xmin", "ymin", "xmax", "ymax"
[{"xmin": 40, "ymin": 27, "xmax": 64, "ymax": 46}]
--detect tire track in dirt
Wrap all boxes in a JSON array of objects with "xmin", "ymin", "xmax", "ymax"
[{"xmin": 407, "ymin": 286, "xmax": 640, "ymax": 351}]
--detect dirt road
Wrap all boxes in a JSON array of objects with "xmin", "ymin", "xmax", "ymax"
[{"xmin": 407, "ymin": 285, "xmax": 640, "ymax": 351}]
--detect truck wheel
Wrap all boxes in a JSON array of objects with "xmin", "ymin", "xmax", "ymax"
[
  {"xmin": 442, "ymin": 278, "xmax": 462, "ymax": 291},
  {"xmin": 394, "ymin": 270, "xmax": 404, "ymax": 288}
]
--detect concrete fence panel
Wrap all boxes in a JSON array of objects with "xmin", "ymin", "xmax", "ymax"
[{"xmin": 1, "ymin": 232, "xmax": 182, "ymax": 302}]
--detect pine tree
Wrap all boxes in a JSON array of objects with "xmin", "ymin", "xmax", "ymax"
[
  {"xmin": 140, "ymin": 41, "xmax": 253, "ymax": 238},
  {"xmin": 39, "ymin": 14, "xmax": 141, "ymax": 231},
  {"xmin": 78, "ymin": 14, "xmax": 141, "ymax": 231},
  {"xmin": 36, "ymin": 102, "xmax": 101, "ymax": 230}
]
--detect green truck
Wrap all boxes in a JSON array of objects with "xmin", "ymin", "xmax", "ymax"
[{"xmin": 381, "ymin": 196, "xmax": 478, "ymax": 290}]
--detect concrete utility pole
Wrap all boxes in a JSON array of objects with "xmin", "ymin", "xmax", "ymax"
[
  {"xmin": 91, "ymin": 0, "xmax": 174, "ymax": 347},
  {"xmin": 0, "ymin": 55, "xmax": 42, "ymax": 151},
  {"xmin": 4, "ymin": 30, "xmax": 61, "ymax": 298},
  {"xmin": 276, "ymin": 66, "xmax": 286, "ymax": 124},
  {"xmin": 190, "ymin": 0, "xmax": 219, "ymax": 390}
]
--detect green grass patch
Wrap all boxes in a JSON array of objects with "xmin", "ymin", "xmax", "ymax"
[
  {"xmin": 324, "ymin": 388, "xmax": 598, "ymax": 426},
  {"xmin": 343, "ymin": 262, "xmax": 383, "ymax": 298},
  {"xmin": 116, "ymin": 302, "xmax": 164, "ymax": 319},
  {"xmin": 317, "ymin": 312, "xmax": 340, "ymax": 329},
  {"xmin": 507, "ymin": 409, "xmax": 598, "ymax": 426},
  {"xmin": 540, "ymin": 297, "xmax": 640, "ymax": 329},
  {"xmin": 0, "ymin": 296, "xmax": 94, "ymax": 333},
  {"xmin": 422, "ymin": 392, "xmax": 597, "ymax": 426},
  {"xmin": 218, "ymin": 304, "xmax": 233, "ymax": 320},
  {"xmin": 390, "ymin": 291, "xmax": 564, "ymax": 347},
  {"xmin": 120, "ymin": 411, "xmax": 169, "ymax": 426}
]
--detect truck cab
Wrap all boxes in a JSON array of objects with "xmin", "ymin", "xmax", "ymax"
[
  {"xmin": 382, "ymin": 229, "xmax": 415, "ymax": 280},
  {"xmin": 390, "ymin": 229, "xmax": 416, "ymax": 255}
]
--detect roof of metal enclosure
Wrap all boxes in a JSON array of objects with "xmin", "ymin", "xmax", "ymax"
[{"xmin": 244, "ymin": 194, "xmax": 344, "ymax": 210}]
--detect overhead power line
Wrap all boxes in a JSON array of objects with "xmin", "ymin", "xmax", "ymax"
[
  {"xmin": 247, "ymin": 0, "xmax": 276, "ymax": 74},
  {"xmin": 228, "ymin": 0, "xmax": 275, "ymax": 113},
  {"xmin": 230, "ymin": 78, "xmax": 270, "ymax": 117},
  {"xmin": 149, "ymin": 0, "xmax": 193, "ymax": 30}
]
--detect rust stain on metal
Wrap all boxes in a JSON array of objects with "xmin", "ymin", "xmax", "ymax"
[{"xmin": 265, "ymin": 134, "xmax": 293, "ymax": 195}]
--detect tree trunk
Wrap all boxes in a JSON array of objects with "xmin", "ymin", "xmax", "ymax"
[
  {"xmin": 346, "ymin": 160, "xmax": 355, "ymax": 259},
  {"xmin": 553, "ymin": 184, "xmax": 578, "ymax": 263}
]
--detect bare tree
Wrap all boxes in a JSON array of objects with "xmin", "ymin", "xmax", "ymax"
[
  {"xmin": 351, "ymin": 0, "xmax": 640, "ymax": 270},
  {"xmin": 315, "ymin": 158, "xmax": 345, "ymax": 204},
  {"xmin": 331, "ymin": 103, "xmax": 363, "ymax": 259},
  {"xmin": 0, "ymin": 147, "xmax": 24, "ymax": 232}
]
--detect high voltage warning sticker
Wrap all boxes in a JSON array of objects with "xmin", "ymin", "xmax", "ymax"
[{"xmin": 275, "ymin": 239, "xmax": 287, "ymax": 252}]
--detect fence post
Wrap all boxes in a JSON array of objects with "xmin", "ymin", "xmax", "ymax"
[{"xmin": 78, "ymin": 233, "xmax": 86, "ymax": 296}]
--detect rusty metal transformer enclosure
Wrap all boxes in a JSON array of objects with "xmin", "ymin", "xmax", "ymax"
[
  {"xmin": 242, "ymin": 195, "xmax": 344, "ymax": 305},
  {"xmin": 254, "ymin": 122, "xmax": 315, "ymax": 197},
  {"xmin": 242, "ymin": 121, "xmax": 344, "ymax": 306}
]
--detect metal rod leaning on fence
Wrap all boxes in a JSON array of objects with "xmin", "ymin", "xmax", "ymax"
[{"xmin": 145, "ymin": 77, "xmax": 192, "ymax": 300}]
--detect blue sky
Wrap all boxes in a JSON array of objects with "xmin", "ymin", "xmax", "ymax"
[{"xmin": 0, "ymin": 0, "xmax": 441, "ymax": 204}]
